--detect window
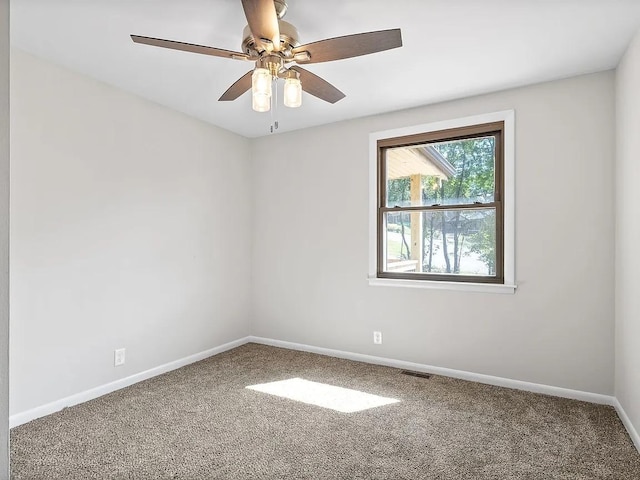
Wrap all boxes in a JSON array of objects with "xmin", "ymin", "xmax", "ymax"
[{"xmin": 369, "ymin": 111, "xmax": 515, "ymax": 293}]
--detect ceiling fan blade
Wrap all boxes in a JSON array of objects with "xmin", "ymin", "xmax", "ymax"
[
  {"xmin": 219, "ymin": 71, "xmax": 254, "ymax": 101},
  {"xmin": 290, "ymin": 66, "xmax": 345, "ymax": 104},
  {"xmin": 131, "ymin": 35, "xmax": 250, "ymax": 61},
  {"xmin": 292, "ymin": 28, "xmax": 402, "ymax": 64},
  {"xmin": 241, "ymin": 0, "xmax": 281, "ymax": 52}
]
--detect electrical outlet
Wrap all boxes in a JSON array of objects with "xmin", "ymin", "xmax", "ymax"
[
  {"xmin": 373, "ymin": 331, "xmax": 383, "ymax": 345},
  {"xmin": 114, "ymin": 348, "xmax": 126, "ymax": 367}
]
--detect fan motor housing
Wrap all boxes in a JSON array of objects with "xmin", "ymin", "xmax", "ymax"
[{"xmin": 242, "ymin": 20, "xmax": 300, "ymax": 57}]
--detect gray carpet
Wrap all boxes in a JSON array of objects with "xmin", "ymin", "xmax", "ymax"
[{"xmin": 10, "ymin": 343, "xmax": 640, "ymax": 479}]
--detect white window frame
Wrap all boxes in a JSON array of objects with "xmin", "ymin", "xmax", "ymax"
[{"xmin": 368, "ymin": 110, "xmax": 516, "ymax": 294}]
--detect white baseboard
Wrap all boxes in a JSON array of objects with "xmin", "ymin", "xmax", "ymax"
[
  {"xmin": 13, "ymin": 334, "xmax": 637, "ymax": 455},
  {"xmin": 10, "ymin": 336, "xmax": 251, "ymax": 428},
  {"xmin": 614, "ymin": 398, "xmax": 640, "ymax": 452},
  {"xmin": 248, "ymin": 336, "xmax": 615, "ymax": 406},
  {"xmin": 254, "ymin": 333, "xmax": 638, "ymax": 453}
]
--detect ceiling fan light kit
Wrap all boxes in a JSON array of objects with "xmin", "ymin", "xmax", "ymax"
[
  {"xmin": 251, "ymin": 67, "xmax": 272, "ymax": 112},
  {"xmin": 131, "ymin": 0, "xmax": 402, "ymax": 117},
  {"xmin": 283, "ymin": 70, "xmax": 302, "ymax": 108}
]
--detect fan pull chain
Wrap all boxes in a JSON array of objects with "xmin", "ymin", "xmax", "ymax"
[{"xmin": 270, "ymin": 76, "xmax": 279, "ymax": 134}]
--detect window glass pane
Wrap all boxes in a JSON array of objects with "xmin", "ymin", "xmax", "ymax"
[
  {"xmin": 383, "ymin": 208, "xmax": 496, "ymax": 277},
  {"xmin": 385, "ymin": 136, "xmax": 496, "ymax": 207}
]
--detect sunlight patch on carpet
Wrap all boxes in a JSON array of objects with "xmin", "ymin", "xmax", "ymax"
[{"xmin": 246, "ymin": 378, "xmax": 400, "ymax": 413}]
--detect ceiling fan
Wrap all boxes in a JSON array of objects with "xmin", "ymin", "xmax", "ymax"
[{"xmin": 131, "ymin": 0, "xmax": 402, "ymax": 113}]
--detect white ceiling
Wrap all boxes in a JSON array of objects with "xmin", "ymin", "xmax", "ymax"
[{"xmin": 11, "ymin": 0, "xmax": 640, "ymax": 138}]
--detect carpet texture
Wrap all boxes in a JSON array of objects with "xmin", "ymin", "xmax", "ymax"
[{"xmin": 10, "ymin": 343, "xmax": 640, "ymax": 479}]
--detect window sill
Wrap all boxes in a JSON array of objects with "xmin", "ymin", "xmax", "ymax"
[{"xmin": 367, "ymin": 276, "xmax": 517, "ymax": 294}]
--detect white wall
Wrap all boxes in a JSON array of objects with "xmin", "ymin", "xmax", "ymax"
[
  {"xmin": 9, "ymin": 50, "xmax": 252, "ymax": 415},
  {"xmin": 0, "ymin": 0, "xmax": 9, "ymax": 476},
  {"xmin": 251, "ymin": 72, "xmax": 616, "ymax": 395},
  {"xmin": 7, "ymin": 45, "xmax": 620, "ymax": 424},
  {"xmin": 615, "ymin": 28, "xmax": 640, "ymax": 440}
]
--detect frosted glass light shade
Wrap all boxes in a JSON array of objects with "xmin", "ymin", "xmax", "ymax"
[
  {"xmin": 283, "ymin": 77, "xmax": 302, "ymax": 108},
  {"xmin": 252, "ymin": 93, "xmax": 271, "ymax": 112},
  {"xmin": 252, "ymin": 68, "xmax": 272, "ymax": 112}
]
